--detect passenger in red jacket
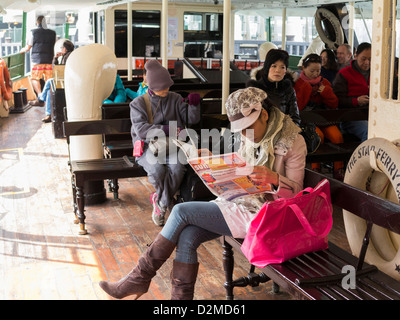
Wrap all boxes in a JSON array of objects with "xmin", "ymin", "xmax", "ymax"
[
  {"xmin": 295, "ymin": 54, "xmax": 338, "ymax": 111},
  {"xmin": 294, "ymin": 53, "xmax": 344, "ymax": 179},
  {"xmin": 333, "ymin": 42, "xmax": 371, "ymax": 142}
]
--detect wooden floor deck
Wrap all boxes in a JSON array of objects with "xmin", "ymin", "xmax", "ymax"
[{"xmin": 0, "ymin": 106, "xmax": 350, "ymax": 300}]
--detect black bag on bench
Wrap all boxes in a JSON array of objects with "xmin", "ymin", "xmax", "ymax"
[
  {"xmin": 300, "ymin": 122, "xmax": 321, "ymax": 153},
  {"xmin": 177, "ymin": 164, "xmax": 216, "ymax": 203}
]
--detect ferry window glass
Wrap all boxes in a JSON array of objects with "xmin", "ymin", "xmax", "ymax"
[
  {"xmin": 233, "ymin": 11, "xmax": 317, "ymax": 60},
  {"xmin": 0, "ymin": 10, "xmax": 23, "ymax": 56},
  {"xmin": 184, "ymin": 14, "xmax": 202, "ymax": 31},
  {"xmin": 114, "ymin": 10, "xmax": 160, "ymax": 58},
  {"xmin": 352, "ymin": 2, "xmax": 373, "ymax": 45},
  {"xmin": 98, "ymin": 10, "xmax": 105, "ymax": 45},
  {"xmin": 183, "ymin": 12, "xmax": 223, "ymax": 58}
]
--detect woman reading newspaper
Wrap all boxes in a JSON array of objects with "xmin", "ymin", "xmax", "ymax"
[{"xmin": 99, "ymin": 87, "xmax": 307, "ymax": 300}]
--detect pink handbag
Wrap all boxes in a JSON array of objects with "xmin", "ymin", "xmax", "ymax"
[{"xmin": 241, "ymin": 179, "xmax": 333, "ymax": 268}]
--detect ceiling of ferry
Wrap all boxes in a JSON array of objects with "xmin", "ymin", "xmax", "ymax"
[{"xmin": 0, "ymin": 0, "xmax": 374, "ymax": 15}]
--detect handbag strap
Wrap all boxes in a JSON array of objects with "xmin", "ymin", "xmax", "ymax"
[
  {"xmin": 143, "ymin": 93, "xmax": 153, "ymax": 124},
  {"xmin": 296, "ymin": 187, "xmax": 314, "ymax": 197},
  {"xmin": 288, "ymin": 192, "xmax": 332, "ymax": 238}
]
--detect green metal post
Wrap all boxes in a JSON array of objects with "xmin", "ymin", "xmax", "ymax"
[
  {"xmin": 65, "ymin": 23, "xmax": 70, "ymax": 39},
  {"xmin": 22, "ymin": 11, "xmax": 27, "ymax": 47},
  {"xmin": 266, "ymin": 17, "xmax": 271, "ymax": 42}
]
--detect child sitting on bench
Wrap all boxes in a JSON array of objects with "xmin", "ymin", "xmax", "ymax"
[{"xmin": 130, "ymin": 60, "xmax": 201, "ymax": 226}]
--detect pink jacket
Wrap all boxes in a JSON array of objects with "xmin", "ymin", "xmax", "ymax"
[{"xmin": 271, "ymin": 133, "xmax": 307, "ymax": 198}]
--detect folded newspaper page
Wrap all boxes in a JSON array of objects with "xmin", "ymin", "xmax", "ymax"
[
  {"xmin": 188, "ymin": 152, "xmax": 274, "ymax": 201},
  {"xmin": 171, "ymin": 138, "xmax": 199, "ymax": 159},
  {"xmin": 171, "ymin": 138, "xmax": 274, "ymax": 200}
]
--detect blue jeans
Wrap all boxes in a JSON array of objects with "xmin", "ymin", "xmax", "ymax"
[
  {"xmin": 339, "ymin": 120, "xmax": 368, "ymax": 142},
  {"xmin": 161, "ymin": 202, "xmax": 232, "ymax": 264},
  {"xmin": 137, "ymin": 148, "xmax": 186, "ymax": 207},
  {"xmin": 38, "ymin": 79, "xmax": 52, "ymax": 116}
]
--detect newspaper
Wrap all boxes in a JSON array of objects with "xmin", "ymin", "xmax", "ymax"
[
  {"xmin": 187, "ymin": 152, "xmax": 274, "ymax": 200},
  {"xmin": 172, "ymin": 138, "xmax": 274, "ymax": 200}
]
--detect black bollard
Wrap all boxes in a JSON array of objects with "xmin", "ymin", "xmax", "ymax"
[
  {"xmin": 19, "ymin": 88, "xmax": 28, "ymax": 106},
  {"xmin": 12, "ymin": 91, "xmax": 23, "ymax": 110},
  {"xmin": 10, "ymin": 90, "xmax": 33, "ymax": 114}
]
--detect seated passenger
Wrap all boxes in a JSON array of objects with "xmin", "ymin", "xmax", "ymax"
[
  {"xmin": 336, "ymin": 43, "xmax": 353, "ymax": 71},
  {"xmin": 99, "ymin": 87, "xmax": 307, "ymax": 300},
  {"xmin": 249, "ymin": 41, "xmax": 278, "ymax": 81},
  {"xmin": 333, "ymin": 42, "xmax": 371, "ymax": 142},
  {"xmin": 294, "ymin": 53, "xmax": 344, "ymax": 180},
  {"xmin": 247, "ymin": 49, "xmax": 301, "ymax": 127},
  {"xmin": 125, "ymin": 68, "xmax": 148, "ymax": 100},
  {"xmin": 30, "ymin": 39, "xmax": 74, "ymax": 123},
  {"xmin": 103, "ymin": 74, "xmax": 127, "ymax": 103},
  {"xmin": 320, "ymin": 49, "xmax": 338, "ymax": 84},
  {"xmin": 130, "ymin": 60, "xmax": 201, "ymax": 226}
]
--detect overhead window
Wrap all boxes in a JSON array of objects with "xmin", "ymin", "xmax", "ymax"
[
  {"xmin": 183, "ymin": 12, "xmax": 223, "ymax": 58},
  {"xmin": 114, "ymin": 10, "xmax": 160, "ymax": 58}
]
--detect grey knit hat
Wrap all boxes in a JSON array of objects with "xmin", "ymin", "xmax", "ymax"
[
  {"xmin": 225, "ymin": 87, "xmax": 267, "ymax": 132},
  {"xmin": 145, "ymin": 60, "xmax": 174, "ymax": 91}
]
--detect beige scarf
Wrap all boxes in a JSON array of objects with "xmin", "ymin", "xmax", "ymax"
[{"xmin": 239, "ymin": 106, "xmax": 301, "ymax": 168}]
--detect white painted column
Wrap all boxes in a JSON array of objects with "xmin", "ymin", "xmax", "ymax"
[
  {"xmin": 127, "ymin": 1, "xmax": 132, "ymax": 80},
  {"xmin": 281, "ymin": 8, "xmax": 286, "ymax": 51},
  {"xmin": 222, "ymin": 0, "xmax": 231, "ymax": 114},
  {"xmin": 161, "ymin": 0, "xmax": 168, "ymax": 68},
  {"xmin": 348, "ymin": 2, "xmax": 355, "ymax": 52}
]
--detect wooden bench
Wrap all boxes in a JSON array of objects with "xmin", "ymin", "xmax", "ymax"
[
  {"xmin": 63, "ymin": 118, "xmax": 147, "ymax": 235},
  {"xmin": 101, "ymin": 103, "xmax": 133, "ymax": 158},
  {"xmin": 221, "ymin": 168, "xmax": 400, "ymax": 300},
  {"xmin": 300, "ymin": 107, "xmax": 368, "ymax": 163},
  {"xmin": 197, "ymin": 91, "xmax": 229, "ymax": 131}
]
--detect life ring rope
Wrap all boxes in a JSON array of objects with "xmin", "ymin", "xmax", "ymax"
[{"xmin": 344, "ymin": 138, "xmax": 400, "ymax": 280}]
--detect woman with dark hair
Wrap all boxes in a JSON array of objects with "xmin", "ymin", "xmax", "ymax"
[
  {"xmin": 320, "ymin": 49, "xmax": 338, "ymax": 84},
  {"xmin": 247, "ymin": 49, "xmax": 301, "ymax": 126}
]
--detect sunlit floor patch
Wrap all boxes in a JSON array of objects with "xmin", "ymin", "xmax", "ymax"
[{"xmin": 0, "ymin": 148, "xmax": 30, "ymax": 196}]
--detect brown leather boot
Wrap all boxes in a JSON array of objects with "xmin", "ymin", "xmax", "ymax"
[
  {"xmin": 170, "ymin": 260, "xmax": 199, "ymax": 300},
  {"xmin": 99, "ymin": 234, "xmax": 175, "ymax": 299}
]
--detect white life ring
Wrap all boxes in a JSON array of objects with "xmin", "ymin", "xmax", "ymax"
[
  {"xmin": 314, "ymin": 8, "xmax": 345, "ymax": 50},
  {"xmin": 343, "ymin": 138, "xmax": 400, "ymax": 280}
]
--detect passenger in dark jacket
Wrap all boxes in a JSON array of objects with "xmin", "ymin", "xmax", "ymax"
[
  {"xmin": 130, "ymin": 60, "xmax": 201, "ymax": 226},
  {"xmin": 247, "ymin": 49, "xmax": 301, "ymax": 127},
  {"xmin": 320, "ymin": 49, "xmax": 338, "ymax": 84}
]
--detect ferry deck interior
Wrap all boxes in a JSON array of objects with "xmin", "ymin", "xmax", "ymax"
[{"xmin": 0, "ymin": 0, "xmax": 391, "ymax": 301}]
